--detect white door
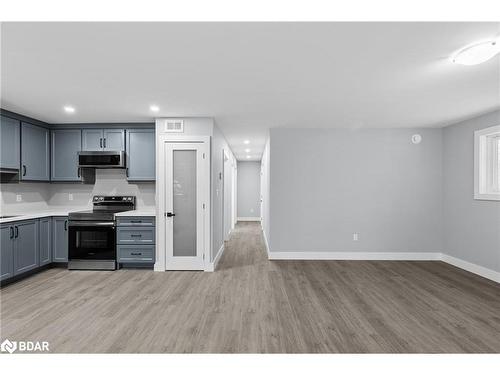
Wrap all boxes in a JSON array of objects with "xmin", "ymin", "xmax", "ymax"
[{"xmin": 164, "ymin": 142, "xmax": 207, "ymax": 270}]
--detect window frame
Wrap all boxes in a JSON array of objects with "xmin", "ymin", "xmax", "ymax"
[{"xmin": 474, "ymin": 124, "xmax": 500, "ymax": 201}]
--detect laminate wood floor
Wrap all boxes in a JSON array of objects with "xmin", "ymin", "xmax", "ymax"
[{"xmin": 1, "ymin": 222, "xmax": 499, "ymax": 353}]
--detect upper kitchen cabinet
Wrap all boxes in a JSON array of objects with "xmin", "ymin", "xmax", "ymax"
[
  {"xmin": 126, "ymin": 129, "xmax": 155, "ymax": 181},
  {"xmin": 81, "ymin": 129, "xmax": 103, "ymax": 151},
  {"xmin": 0, "ymin": 115, "xmax": 20, "ymax": 171},
  {"xmin": 51, "ymin": 129, "xmax": 82, "ymax": 181},
  {"xmin": 103, "ymin": 129, "xmax": 125, "ymax": 151},
  {"xmin": 82, "ymin": 128, "xmax": 125, "ymax": 151},
  {"xmin": 21, "ymin": 122, "xmax": 50, "ymax": 181}
]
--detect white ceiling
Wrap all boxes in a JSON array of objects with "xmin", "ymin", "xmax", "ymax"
[{"xmin": 1, "ymin": 22, "xmax": 499, "ymax": 160}]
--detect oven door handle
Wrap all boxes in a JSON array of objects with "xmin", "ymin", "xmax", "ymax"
[{"xmin": 68, "ymin": 221, "xmax": 116, "ymax": 227}]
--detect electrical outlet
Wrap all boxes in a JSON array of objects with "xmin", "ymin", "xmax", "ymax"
[
  {"xmin": 68, "ymin": 193, "xmax": 74, "ymax": 201},
  {"xmin": 353, "ymin": 233, "xmax": 359, "ymax": 241},
  {"xmin": 16, "ymin": 194, "xmax": 22, "ymax": 202}
]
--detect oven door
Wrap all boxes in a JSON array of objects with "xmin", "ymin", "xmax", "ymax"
[{"xmin": 68, "ymin": 221, "xmax": 116, "ymax": 261}]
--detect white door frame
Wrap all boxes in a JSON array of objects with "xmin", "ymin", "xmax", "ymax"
[{"xmin": 155, "ymin": 135, "xmax": 210, "ymax": 271}]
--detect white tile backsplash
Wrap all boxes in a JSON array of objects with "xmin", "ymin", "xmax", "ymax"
[{"xmin": 1, "ymin": 169, "xmax": 155, "ymax": 214}]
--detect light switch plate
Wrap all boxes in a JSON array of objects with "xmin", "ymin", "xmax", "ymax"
[
  {"xmin": 69, "ymin": 193, "xmax": 74, "ymax": 201},
  {"xmin": 16, "ymin": 194, "xmax": 22, "ymax": 202}
]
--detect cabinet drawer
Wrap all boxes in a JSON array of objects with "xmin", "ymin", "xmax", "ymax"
[
  {"xmin": 117, "ymin": 227, "xmax": 155, "ymax": 244},
  {"xmin": 117, "ymin": 217, "xmax": 155, "ymax": 227},
  {"xmin": 117, "ymin": 245, "xmax": 155, "ymax": 263}
]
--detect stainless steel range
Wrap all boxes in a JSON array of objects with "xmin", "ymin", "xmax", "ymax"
[{"xmin": 68, "ymin": 196, "xmax": 135, "ymax": 270}]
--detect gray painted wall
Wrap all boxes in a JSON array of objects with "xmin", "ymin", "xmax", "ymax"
[
  {"xmin": 269, "ymin": 127, "xmax": 443, "ymax": 253},
  {"xmin": 237, "ymin": 161, "xmax": 261, "ymax": 218},
  {"xmin": 443, "ymin": 110, "xmax": 500, "ymax": 272}
]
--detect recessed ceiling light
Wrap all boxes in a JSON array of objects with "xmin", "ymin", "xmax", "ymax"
[
  {"xmin": 452, "ymin": 40, "xmax": 500, "ymax": 66},
  {"xmin": 246, "ymin": 155, "xmax": 251, "ymax": 159},
  {"xmin": 63, "ymin": 106, "xmax": 75, "ymax": 114},
  {"xmin": 150, "ymin": 105, "xmax": 160, "ymax": 112},
  {"xmin": 243, "ymin": 140, "xmax": 250, "ymax": 145},
  {"xmin": 245, "ymin": 148, "xmax": 251, "ymax": 153}
]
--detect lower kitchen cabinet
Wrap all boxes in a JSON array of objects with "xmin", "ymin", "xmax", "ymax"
[
  {"xmin": 116, "ymin": 216, "xmax": 155, "ymax": 266},
  {"xmin": 0, "ymin": 225, "xmax": 15, "ymax": 281},
  {"xmin": 39, "ymin": 217, "xmax": 52, "ymax": 266},
  {"xmin": 52, "ymin": 216, "xmax": 68, "ymax": 262},
  {"xmin": 13, "ymin": 220, "xmax": 39, "ymax": 276}
]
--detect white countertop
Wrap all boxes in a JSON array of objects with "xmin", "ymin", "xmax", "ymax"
[
  {"xmin": 115, "ymin": 209, "xmax": 156, "ymax": 217},
  {"xmin": 0, "ymin": 207, "xmax": 88, "ymax": 224},
  {"xmin": 0, "ymin": 207, "xmax": 156, "ymax": 224}
]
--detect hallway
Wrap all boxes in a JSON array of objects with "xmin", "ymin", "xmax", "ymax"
[{"xmin": 1, "ymin": 222, "xmax": 500, "ymax": 353}]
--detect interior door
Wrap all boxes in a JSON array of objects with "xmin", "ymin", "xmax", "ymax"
[{"xmin": 165, "ymin": 142, "xmax": 206, "ymax": 270}]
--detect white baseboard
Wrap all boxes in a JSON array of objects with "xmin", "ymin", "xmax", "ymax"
[
  {"xmin": 205, "ymin": 243, "xmax": 224, "ymax": 272},
  {"xmin": 268, "ymin": 251, "xmax": 442, "ymax": 261},
  {"xmin": 265, "ymin": 250, "xmax": 499, "ymax": 283},
  {"xmin": 237, "ymin": 217, "xmax": 261, "ymax": 222},
  {"xmin": 441, "ymin": 254, "xmax": 500, "ymax": 283}
]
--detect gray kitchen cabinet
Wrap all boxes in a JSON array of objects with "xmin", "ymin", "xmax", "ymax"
[
  {"xmin": 0, "ymin": 115, "xmax": 20, "ymax": 170},
  {"xmin": 82, "ymin": 128, "xmax": 124, "ymax": 151},
  {"xmin": 13, "ymin": 220, "xmax": 39, "ymax": 276},
  {"xmin": 51, "ymin": 129, "xmax": 82, "ymax": 181},
  {"xmin": 103, "ymin": 129, "xmax": 125, "ymax": 151},
  {"xmin": 117, "ymin": 227, "xmax": 155, "ymax": 245},
  {"xmin": 1, "ymin": 225, "xmax": 15, "ymax": 281},
  {"xmin": 82, "ymin": 129, "xmax": 104, "ymax": 151},
  {"xmin": 126, "ymin": 129, "xmax": 155, "ymax": 181},
  {"xmin": 52, "ymin": 216, "xmax": 68, "ymax": 262},
  {"xmin": 117, "ymin": 216, "xmax": 155, "ymax": 266},
  {"xmin": 39, "ymin": 217, "xmax": 52, "ymax": 266},
  {"xmin": 21, "ymin": 122, "xmax": 50, "ymax": 181}
]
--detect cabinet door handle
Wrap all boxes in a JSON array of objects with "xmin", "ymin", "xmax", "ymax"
[
  {"xmin": 14, "ymin": 226, "xmax": 18, "ymax": 238},
  {"xmin": 9, "ymin": 226, "xmax": 14, "ymax": 239},
  {"xmin": 22, "ymin": 165, "xmax": 26, "ymax": 176},
  {"xmin": 126, "ymin": 168, "xmax": 129, "ymax": 177},
  {"xmin": 103, "ymin": 138, "xmax": 106, "ymax": 148},
  {"xmin": 130, "ymin": 234, "xmax": 142, "ymax": 237},
  {"xmin": 100, "ymin": 138, "xmax": 103, "ymax": 148},
  {"xmin": 130, "ymin": 220, "xmax": 142, "ymax": 223},
  {"xmin": 130, "ymin": 252, "xmax": 142, "ymax": 256},
  {"xmin": 64, "ymin": 220, "xmax": 68, "ymax": 231},
  {"xmin": 77, "ymin": 167, "xmax": 81, "ymax": 178}
]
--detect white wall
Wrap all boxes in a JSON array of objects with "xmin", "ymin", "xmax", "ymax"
[
  {"xmin": 1, "ymin": 183, "xmax": 51, "ymax": 214},
  {"xmin": 260, "ymin": 138, "xmax": 271, "ymax": 247},
  {"xmin": 237, "ymin": 161, "xmax": 261, "ymax": 218},
  {"xmin": 443, "ymin": 110, "xmax": 500, "ymax": 273},
  {"xmin": 268, "ymin": 127, "xmax": 443, "ymax": 253},
  {"xmin": 0, "ymin": 170, "xmax": 155, "ymax": 214},
  {"xmin": 211, "ymin": 123, "xmax": 236, "ymax": 261}
]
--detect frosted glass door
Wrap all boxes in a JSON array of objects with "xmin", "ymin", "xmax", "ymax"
[
  {"xmin": 173, "ymin": 150, "xmax": 197, "ymax": 257},
  {"xmin": 165, "ymin": 142, "xmax": 206, "ymax": 270}
]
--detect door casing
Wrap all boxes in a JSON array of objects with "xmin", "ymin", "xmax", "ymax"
[{"xmin": 155, "ymin": 135, "xmax": 210, "ymax": 271}]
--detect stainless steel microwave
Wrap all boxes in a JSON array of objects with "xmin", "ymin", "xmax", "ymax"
[{"xmin": 78, "ymin": 151, "xmax": 125, "ymax": 168}]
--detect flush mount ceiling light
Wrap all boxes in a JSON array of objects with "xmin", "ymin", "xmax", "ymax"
[
  {"xmin": 149, "ymin": 105, "xmax": 160, "ymax": 112},
  {"xmin": 245, "ymin": 148, "xmax": 251, "ymax": 153},
  {"xmin": 63, "ymin": 106, "xmax": 75, "ymax": 114},
  {"xmin": 243, "ymin": 140, "xmax": 250, "ymax": 145},
  {"xmin": 452, "ymin": 39, "xmax": 500, "ymax": 66},
  {"xmin": 246, "ymin": 155, "xmax": 251, "ymax": 159}
]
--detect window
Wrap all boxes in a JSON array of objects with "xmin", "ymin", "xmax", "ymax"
[{"xmin": 474, "ymin": 125, "xmax": 500, "ymax": 200}]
